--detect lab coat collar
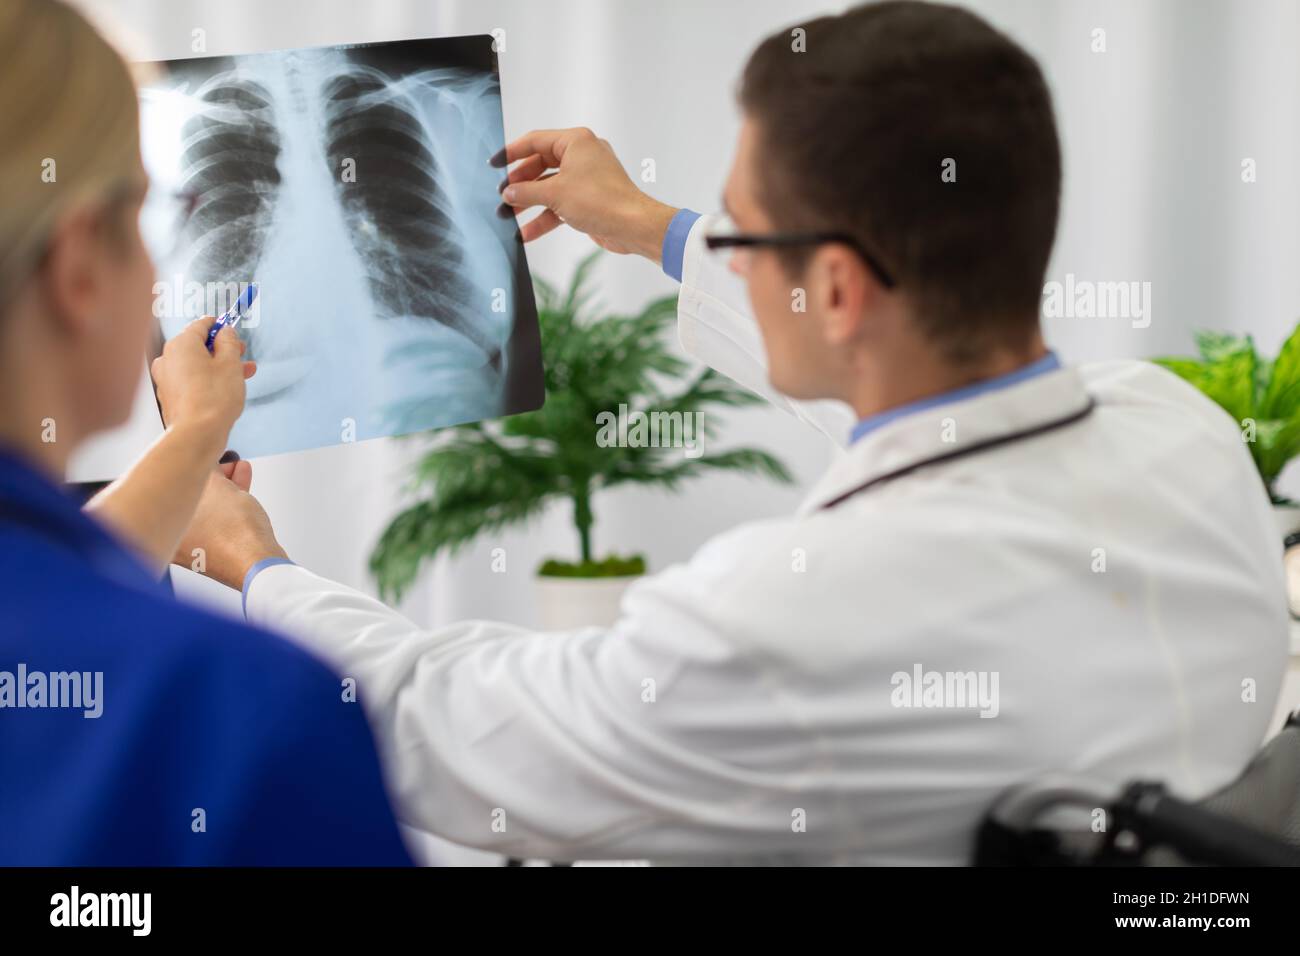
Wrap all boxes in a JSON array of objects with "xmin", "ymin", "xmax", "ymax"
[{"xmin": 798, "ymin": 365, "xmax": 1093, "ymax": 515}]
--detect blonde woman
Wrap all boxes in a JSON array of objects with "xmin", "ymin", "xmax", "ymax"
[{"xmin": 0, "ymin": 0, "xmax": 410, "ymax": 865}]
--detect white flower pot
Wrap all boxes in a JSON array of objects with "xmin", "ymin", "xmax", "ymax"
[{"xmin": 535, "ymin": 575, "xmax": 641, "ymax": 631}]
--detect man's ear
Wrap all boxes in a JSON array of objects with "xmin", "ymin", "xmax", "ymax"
[
  {"xmin": 814, "ymin": 244, "xmax": 872, "ymax": 346},
  {"xmin": 39, "ymin": 207, "xmax": 106, "ymax": 338}
]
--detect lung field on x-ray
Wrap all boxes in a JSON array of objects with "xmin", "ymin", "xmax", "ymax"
[
  {"xmin": 143, "ymin": 37, "xmax": 533, "ymax": 459},
  {"xmin": 322, "ymin": 66, "xmax": 497, "ymax": 367},
  {"xmin": 180, "ymin": 75, "xmax": 282, "ymax": 313}
]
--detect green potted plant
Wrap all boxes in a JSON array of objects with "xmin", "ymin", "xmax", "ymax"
[
  {"xmin": 1153, "ymin": 325, "xmax": 1300, "ymax": 536},
  {"xmin": 369, "ymin": 251, "xmax": 792, "ymax": 628}
]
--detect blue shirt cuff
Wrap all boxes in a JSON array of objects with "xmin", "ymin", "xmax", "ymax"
[
  {"xmin": 242, "ymin": 557, "xmax": 295, "ymax": 618},
  {"xmin": 661, "ymin": 208, "xmax": 702, "ymax": 282}
]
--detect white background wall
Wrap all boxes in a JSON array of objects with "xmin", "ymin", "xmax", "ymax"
[{"xmin": 78, "ymin": 0, "xmax": 1300, "ymax": 631}]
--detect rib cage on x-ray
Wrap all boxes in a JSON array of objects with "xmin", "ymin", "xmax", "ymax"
[
  {"xmin": 321, "ymin": 66, "xmax": 497, "ymax": 366},
  {"xmin": 142, "ymin": 39, "xmax": 530, "ymax": 459},
  {"xmin": 180, "ymin": 76, "xmax": 282, "ymax": 308}
]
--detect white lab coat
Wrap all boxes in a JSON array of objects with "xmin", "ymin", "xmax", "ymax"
[{"xmin": 248, "ymin": 214, "xmax": 1289, "ymax": 864}]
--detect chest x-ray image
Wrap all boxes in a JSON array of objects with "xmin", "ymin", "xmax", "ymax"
[{"xmin": 138, "ymin": 35, "xmax": 543, "ymax": 459}]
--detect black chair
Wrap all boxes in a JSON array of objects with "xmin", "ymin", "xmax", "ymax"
[{"xmin": 974, "ymin": 710, "xmax": 1300, "ymax": 866}]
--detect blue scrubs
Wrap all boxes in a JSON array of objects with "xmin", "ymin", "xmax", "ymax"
[{"xmin": 0, "ymin": 448, "xmax": 412, "ymax": 865}]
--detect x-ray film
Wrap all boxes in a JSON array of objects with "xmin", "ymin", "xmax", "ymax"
[{"xmin": 138, "ymin": 35, "xmax": 543, "ymax": 459}]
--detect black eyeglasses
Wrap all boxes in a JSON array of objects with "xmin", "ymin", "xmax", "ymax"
[{"xmin": 704, "ymin": 230, "xmax": 897, "ymax": 289}]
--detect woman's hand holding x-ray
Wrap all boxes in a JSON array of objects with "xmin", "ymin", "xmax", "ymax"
[{"xmin": 86, "ymin": 317, "xmax": 258, "ymax": 575}]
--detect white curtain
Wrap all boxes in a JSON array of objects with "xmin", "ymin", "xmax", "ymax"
[{"xmin": 81, "ymin": 0, "xmax": 1300, "ymax": 628}]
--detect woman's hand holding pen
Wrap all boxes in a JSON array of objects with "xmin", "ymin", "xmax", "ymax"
[
  {"xmin": 151, "ymin": 315, "xmax": 257, "ymax": 460},
  {"xmin": 85, "ymin": 316, "xmax": 257, "ymax": 575},
  {"xmin": 145, "ymin": 314, "xmax": 287, "ymax": 590}
]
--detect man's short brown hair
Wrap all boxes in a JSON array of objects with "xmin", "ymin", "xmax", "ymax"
[{"xmin": 739, "ymin": 0, "xmax": 1061, "ymax": 362}]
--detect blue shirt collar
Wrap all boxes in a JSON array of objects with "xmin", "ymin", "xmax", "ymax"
[
  {"xmin": 849, "ymin": 351, "xmax": 1062, "ymax": 445},
  {"xmin": 0, "ymin": 444, "xmax": 157, "ymax": 590},
  {"xmin": 0, "ymin": 445, "xmax": 85, "ymax": 519}
]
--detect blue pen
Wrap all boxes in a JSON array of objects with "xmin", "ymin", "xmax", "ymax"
[{"xmin": 205, "ymin": 283, "xmax": 259, "ymax": 352}]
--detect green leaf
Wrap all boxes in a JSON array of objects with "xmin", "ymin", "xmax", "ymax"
[
  {"xmin": 1153, "ymin": 320, "xmax": 1300, "ymax": 495},
  {"xmin": 1154, "ymin": 348, "xmax": 1255, "ymax": 424},
  {"xmin": 369, "ymin": 251, "xmax": 794, "ymax": 593},
  {"xmin": 563, "ymin": 249, "xmax": 603, "ymax": 316},
  {"xmin": 370, "ymin": 491, "xmax": 554, "ymax": 602},
  {"xmin": 1254, "ymin": 358, "xmax": 1275, "ymax": 410},
  {"xmin": 532, "ymin": 273, "xmax": 560, "ymax": 313},
  {"xmin": 603, "ymin": 446, "xmax": 794, "ymax": 491},
  {"xmin": 1193, "ymin": 330, "xmax": 1251, "ymax": 363},
  {"xmin": 1260, "ymin": 322, "xmax": 1300, "ymax": 419},
  {"xmin": 1250, "ymin": 416, "xmax": 1300, "ymax": 491}
]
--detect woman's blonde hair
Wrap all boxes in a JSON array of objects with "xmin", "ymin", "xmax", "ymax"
[{"xmin": 0, "ymin": 0, "xmax": 141, "ymax": 305}]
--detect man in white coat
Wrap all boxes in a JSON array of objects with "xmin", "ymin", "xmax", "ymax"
[{"xmin": 179, "ymin": 1, "xmax": 1287, "ymax": 863}]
